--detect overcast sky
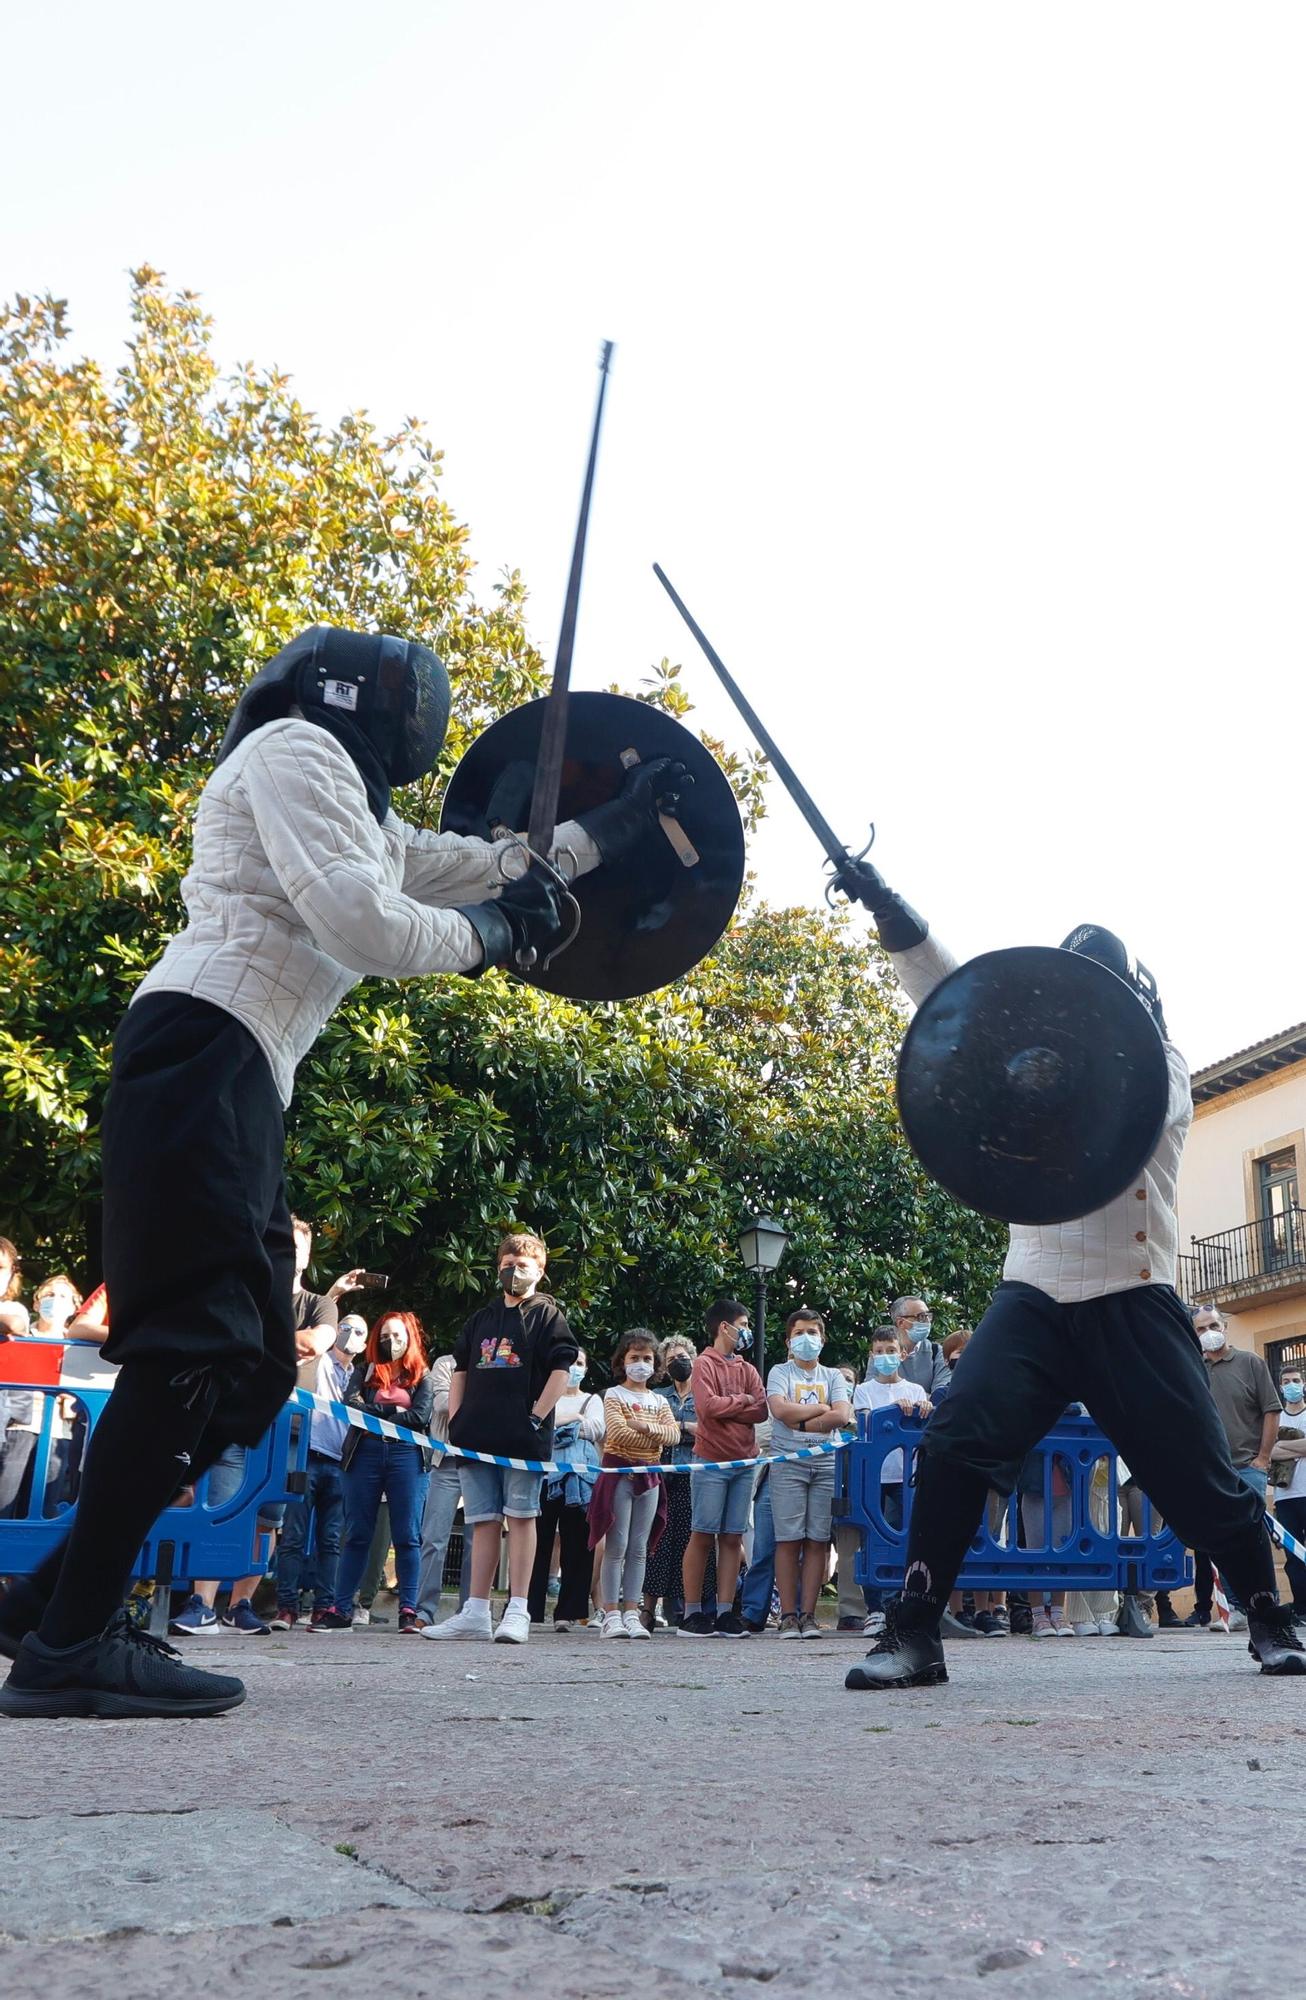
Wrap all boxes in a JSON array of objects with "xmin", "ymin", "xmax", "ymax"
[{"xmin": 7, "ymin": 2, "xmax": 1304, "ymax": 1067}]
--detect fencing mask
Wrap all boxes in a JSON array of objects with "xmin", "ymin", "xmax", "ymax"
[
  {"xmin": 1060, "ymin": 924, "xmax": 1168, "ymax": 1039},
  {"xmin": 216, "ymin": 626, "xmax": 452, "ymax": 823}
]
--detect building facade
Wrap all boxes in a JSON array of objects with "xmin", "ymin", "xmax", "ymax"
[{"xmin": 1175, "ymin": 1023, "xmax": 1306, "ymax": 1373}]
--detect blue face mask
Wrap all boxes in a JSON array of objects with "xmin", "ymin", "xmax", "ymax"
[
  {"xmin": 567, "ymin": 1363, "xmax": 585, "ymax": 1388},
  {"xmin": 732, "ymin": 1325, "xmax": 753, "ymax": 1353},
  {"xmin": 872, "ymin": 1354, "xmax": 900, "ymax": 1379},
  {"xmin": 1284, "ymin": 1382, "xmax": 1304, "ymax": 1404},
  {"xmin": 790, "ymin": 1333, "xmax": 822, "ymax": 1363},
  {"xmin": 901, "ymin": 1320, "xmax": 931, "ymax": 1344}
]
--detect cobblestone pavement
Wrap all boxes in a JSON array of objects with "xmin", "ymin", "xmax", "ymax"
[{"xmin": 1, "ymin": 1620, "xmax": 1302, "ymax": 1998}]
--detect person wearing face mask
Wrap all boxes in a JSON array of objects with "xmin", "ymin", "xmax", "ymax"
[
  {"xmin": 643, "ymin": 1336, "xmax": 707, "ymax": 1631},
  {"xmin": 1271, "ymin": 1364, "xmax": 1306, "ymax": 1618},
  {"xmin": 590, "ymin": 1332, "xmax": 679, "ymax": 1637},
  {"xmin": 680, "ymin": 1300, "xmax": 768, "ymax": 1638},
  {"xmin": 870, "ymin": 1297, "xmax": 949, "ymax": 1401},
  {"xmin": 0, "ymin": 1275, "xmax": 80, "ymax": 1523},
  {"xmin": 526, "ymin": 1347, "xmax": 605, "ymax": 1631},
  {"xmin": 1188, "ymin": 1306, "xmax": 1283, "ymax": 1633},
  {"xmin": 766, "ymin": 1311, "xmax": 852, "ymax": 1637},
  {"xmin": 836, "ymin": 854, "xmax": 1303, "ymax": 1690},
  {"xmin": 327, "ymin": 1311, "xmax": 434, "ymax": 1635},
  {"xmin": 427, "ymin": 1232, "xmax": 578, "ymax": 1646},
  {"xmin": 269, "ymin": 1313, "xmax": 363, "ymax": 1632},
  {"xmin": 851, "ymin": 1329, "xmax": 932, "ymax": 1635}
]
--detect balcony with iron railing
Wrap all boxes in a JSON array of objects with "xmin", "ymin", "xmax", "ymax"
[{"xmin": 1178, "ymin": 1205, "xmax": 1306, "ymax": 1309}]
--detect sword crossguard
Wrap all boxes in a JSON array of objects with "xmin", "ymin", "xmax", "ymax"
[
  {"xmin": 824, "ymin": 823, "xmax": 876, "ymax": 907},
  {"xmin": 498, "ymin": 837, "xmax": 585, "ymax": 977}
]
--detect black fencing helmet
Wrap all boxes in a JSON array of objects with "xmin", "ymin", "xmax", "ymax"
[
  {"xmin": 216, "ymin": 626, "xmax": 451, "ymax": 822},
  {"xmin": 1060, "ymin": 924, "xmax": 1168, "ymax": 1039}
]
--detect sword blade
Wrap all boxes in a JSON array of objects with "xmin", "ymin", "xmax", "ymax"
[
  {"xmin": 527, "ymin": 340, "xmax": 615, "ymax": 858},
  {"xmin": 652, "ymin": 563, "xmax": 851, "ymax": 869}
]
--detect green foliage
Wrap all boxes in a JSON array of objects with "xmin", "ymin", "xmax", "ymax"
[{"xmin": 0, "ymin": 273, "xmax": 1004, "ymax": 1363}]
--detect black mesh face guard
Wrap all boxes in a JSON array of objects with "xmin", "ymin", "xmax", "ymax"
[
  {"xmin": 218, "ymin": 626, "xmax": 450, "ymax": 788},
  {"xmin": 299, "ymin": 629, "xmax": 450, "ymax": 784},
  {"xmin": 1060, "ymin": 925, "xmax": 1166, "ymax": 1036}
]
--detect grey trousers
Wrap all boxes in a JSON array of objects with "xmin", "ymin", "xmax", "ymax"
[
  {"xmin": 600, "ymin": 1481, "xmax": 659, "ymax": 1605},
  {"xmin": 416, "ymin": 1458, "xmax": 472, "ymax": 1622}
]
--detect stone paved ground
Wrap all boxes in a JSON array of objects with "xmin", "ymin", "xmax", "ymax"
[{"xmin": 1, "ymin": 1620, "xmax": 1303, "ymax": 1999}]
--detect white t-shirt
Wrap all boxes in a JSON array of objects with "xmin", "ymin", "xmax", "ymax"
[
  {"xmin": 766, "ymin": 1361, "xmax": 850, "ymax": 1452},
  {"xmin": 1277, "ymin": 1410, "xmax": 1306, "ymax": 1502},
  {"xmin": 852, "ymin": 1376, "xmax": 928, "ymax": 1483}
]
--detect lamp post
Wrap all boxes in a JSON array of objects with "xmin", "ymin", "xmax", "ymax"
[{"xmin": 737, "ymin": 1214, "xmax": 789, "ymax": 1388}]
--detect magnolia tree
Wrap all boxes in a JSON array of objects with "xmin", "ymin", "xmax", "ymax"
[{"xmin": 0, "ymin": 272, "xmax": 1002, "ymax": 1362}]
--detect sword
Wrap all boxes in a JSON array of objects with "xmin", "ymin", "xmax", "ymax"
[
  {"xmin": 526, "ymin": 340, "xmax": 615, "ymax": 861},
  {"xmin": 652, "ymin": 563, "xmax": 872, "ymax": 896}
]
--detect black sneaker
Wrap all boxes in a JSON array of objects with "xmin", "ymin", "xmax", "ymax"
[
  {"xmin": 1156, "ymin": 1596, "xmax": 1181, "ymax": 1630},
  {"xmin": 714, "ymin": 1611, "xmax": 752, "ymax": 1639},
  {"xmin": 0, "ymin": 1611, "xmax": 246, "ymax": 1718},
  {"xmin": 676, "ymin": 1611, "xmax": 716, "ymax": 1638},
  {"xmin": 845, "ymin": 1607, "xmax": 948, "ymax": 1691},
  {"xmin": 1248, "ymin": 1605, "xmax": 1306, "ymax": 1676},
  {"xmin": 1182, "ymin": 1608, "xmax": 1211, "ymax": 1628}
]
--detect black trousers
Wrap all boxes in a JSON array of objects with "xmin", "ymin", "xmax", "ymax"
[
  {"xmin": 527, "ymin": 1493, "xmax": 593, "ymax": 1623},
  {"xmin": 909, "ymin": 1280, "xmax": 1277, "ymax": 1616},
  {"xmin": 101, "ymin": 992, "xmax": 296, "ymax": 1445}
]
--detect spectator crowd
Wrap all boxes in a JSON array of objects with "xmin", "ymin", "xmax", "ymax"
[{"xmin": 3, "ymin": 1227, "xmax": 1303, "ymax": 1644}]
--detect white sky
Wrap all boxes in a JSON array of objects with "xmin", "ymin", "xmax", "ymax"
[{"xmin": 7, "ymin": 1, "xmax": 1305, "ymax": 1067}]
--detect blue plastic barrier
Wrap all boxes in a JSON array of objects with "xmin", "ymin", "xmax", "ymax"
[
  {"xmin": 838, "ymin": 1407, "xmax": 1192, "ymax": 1596},
  {"xmin": 0, "ymin": 1377, "xmax": 310, "ymax": 1594}
]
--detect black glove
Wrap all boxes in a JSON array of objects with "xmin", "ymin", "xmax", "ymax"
[
  {"xmin": 457, "ymin": 863, "xmax": 570, "ymax": 973},
  {"xmin": 578, "ymin": 757, "xmax": 694, "ymax": 865},
  {"xmin": 834, "ymin": 856, "xmax": 930, "ymax": 952},
  {"xmin": 482, "ymin": 759, "xmax": 536, "ymax": 839}
]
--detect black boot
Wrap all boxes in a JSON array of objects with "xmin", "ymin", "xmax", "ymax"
[
  {"xmin": 845, "ymin": 1604, "xmax": 948, "ymax": 1691},
  {"xmin": 1156, "ymin": 1592, "xmax": 1180, "ymax": 1629},
  {"xmin": 1116, "ymin": 1593, "xmax": 1155, "ymax": 1639},
  {"xmin": 1247, "ymin": 1605, "xmax": 1306, "ymax": 1677}
]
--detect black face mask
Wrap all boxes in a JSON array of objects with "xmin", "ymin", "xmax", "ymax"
[
  {"xmin": 379, "ymin": 1329, "xmax": 407, "ymax": 1362},
  {"xmin": 668, "ymin": 1357, "xmax": 693, "ymax": 1383}
]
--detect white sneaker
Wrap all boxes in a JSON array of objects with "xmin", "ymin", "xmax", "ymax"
[
  {"xmin": 1049, "ymin": 1610, "xmax": 1075, "ymax": 1636},
  {"xmin": 1227, "ymin": 1610, "xmax": 1248, "ymax": 1633},
  {"xmin": 553, "ymin": 1618, "xmax": 574, "ymax": 1633},
  {"xmin": 351, "ymin": 1608, "xmax": 370, "ymax": 1628},
  {"xmin": 494, "ymin": 1605, "xmax": 531, "ymax": 1645},
  {"xmin": 623, "ymin": 1609, "xmax": 650, "ymax": 1640},
  {"xmin": 1098, "ymin": 1618, "xmax": 1122, "ymax": 1636},
  {"xmin": 862, "ymin": 1611, "xmax": 886, "ymax": 1638},
  {"xmin": 1072, "ymin": 1620, "xmax": 1100, "ymax": 1637},
  {"xmin": 598, "ymin": 1609, "xmax": 626, "ymax": 1638},
  {"xmin": 423, "ymin": 1603, "xmax": 493, "ymax": 1641},
  {"xmin": 1031, "ymin": 1611, "xmax": 1057, "ymax": 1638}
]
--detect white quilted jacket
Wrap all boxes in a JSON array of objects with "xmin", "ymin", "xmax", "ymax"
[
  {"xmin": 891, "ymin": 935, "xmax": 1192, "ymax": 1304},
  {"xmin": 136, "ymin": 718, "xmax": 598, "ymax": 1106}
]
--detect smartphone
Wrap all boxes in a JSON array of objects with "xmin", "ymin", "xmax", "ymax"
[{"xmin": 359, "ymin": 1272, "xmax": 389, "ymax": 1290}]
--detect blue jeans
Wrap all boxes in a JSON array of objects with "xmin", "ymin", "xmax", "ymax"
[
  {"xmin": 334, "ymin": 1436, "xmax": 429, "ymax": 1612},
  {"xmin": 276, "ymin": 1454, "xmax": 343, "ymax": 1612},
  {"xmin": 740, "ymin": 1475, "xmax": 776, "ymax": 1625}
]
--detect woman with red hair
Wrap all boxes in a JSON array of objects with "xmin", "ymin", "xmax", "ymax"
[{"xmin": 329, "ymin": 1311, "xmax": 433, "ymax": 1634}]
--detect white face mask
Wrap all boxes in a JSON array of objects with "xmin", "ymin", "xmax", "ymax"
[
  {"xmin": 625, "ymin": 1359, "xmax": 655, "ymax": 1384},
  {"xmin": 1198, "ymin": 1329, "xmax": 1226, "ymax": 1354}
]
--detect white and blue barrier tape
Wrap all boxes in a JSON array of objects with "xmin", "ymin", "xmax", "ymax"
[
  {"xmin": 290, "ymin": 1386, "xmax": 844, "ymax": 1476},
  {"xmin": 1266, "ymin": 1512, "xmax": 1306, "ymax": 1565}
]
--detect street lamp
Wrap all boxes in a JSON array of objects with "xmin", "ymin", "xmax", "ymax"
[{"xmin": 737, "ymin": 1213, "xmax": 788, "ymax": 1388}]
